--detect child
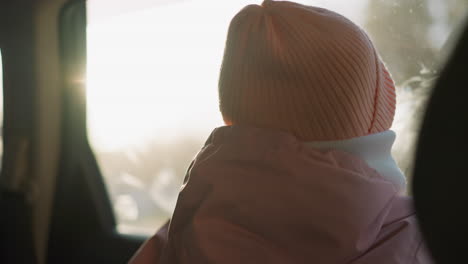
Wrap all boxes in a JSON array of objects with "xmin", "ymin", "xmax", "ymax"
[{"xmin": 130, "ymin": 1, "xmax": 432, "ymax": 263}]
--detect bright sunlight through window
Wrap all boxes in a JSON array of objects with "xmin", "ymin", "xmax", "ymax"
[{"xmin": 87, "ymin": 0, "xmax": 467, "ymax": 235}]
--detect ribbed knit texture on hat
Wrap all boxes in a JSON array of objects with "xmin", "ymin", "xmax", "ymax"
[{"xmin": 218, "ymin": 0, "xmax": 396, "ymax": 141}]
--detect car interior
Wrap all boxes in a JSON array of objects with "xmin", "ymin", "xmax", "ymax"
[{"xmin": 0, "ymin": 0, "xmax": 467, "ymax": 263}]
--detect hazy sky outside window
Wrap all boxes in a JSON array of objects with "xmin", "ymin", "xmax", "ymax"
[{"xmin": 87, "ymin": 0, "xmax": 467, "ymax": 234}]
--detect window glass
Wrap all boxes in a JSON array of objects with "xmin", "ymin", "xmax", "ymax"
[{"xmin": 87, "ymin": 0, "xmax": 467, "ymax": 234}]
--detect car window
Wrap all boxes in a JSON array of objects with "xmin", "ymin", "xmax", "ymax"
[{"xmin": 86, "ymin": 0, "xmax": 468, "ymax": 234}]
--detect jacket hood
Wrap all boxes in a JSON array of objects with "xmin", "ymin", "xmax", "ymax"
[{"xmin": 146, "ymin": 126, "xmax": 428, "ymax": 264}]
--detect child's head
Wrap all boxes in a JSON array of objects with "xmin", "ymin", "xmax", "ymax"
[{"xmin": 219, "ymin": 0, "xmax": 396, "ymax": 141}]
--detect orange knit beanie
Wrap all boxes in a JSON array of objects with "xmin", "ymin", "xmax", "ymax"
[{"xmin": 219, "ymin": 0, "xmax": 396, "ymax": 141}]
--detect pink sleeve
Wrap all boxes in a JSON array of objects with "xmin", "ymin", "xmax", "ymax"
[{"xmin": 128, "ymin": 221, "xmax": 169, "ymax": 264}]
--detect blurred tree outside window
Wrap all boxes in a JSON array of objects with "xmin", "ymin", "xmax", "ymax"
[
  {"xmin": 86, "ymin": 0, "xmax": 468, "ymax": 235},
  {"xmin": 366, "ymin": 0, "xmax": 468, "ymax": 174}
]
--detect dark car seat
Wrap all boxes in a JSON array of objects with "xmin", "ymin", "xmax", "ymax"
[{"xmin": 413, "ymin": 19, "xmax": 468, "ymax": 264}]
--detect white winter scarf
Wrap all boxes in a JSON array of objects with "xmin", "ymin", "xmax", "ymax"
[{"xmin": 306, "ymin": 130, "xmax": 406, "ymax": 192}]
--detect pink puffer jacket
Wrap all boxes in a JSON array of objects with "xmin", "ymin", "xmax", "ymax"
[{"xmin": 130, "ymin": 126, "xmax": 433, "ymax": 264}]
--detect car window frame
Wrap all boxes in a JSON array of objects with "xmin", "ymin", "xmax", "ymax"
[{"xmin": 47, "ymin": 1, "xmax": 147, "ymax": 263}]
